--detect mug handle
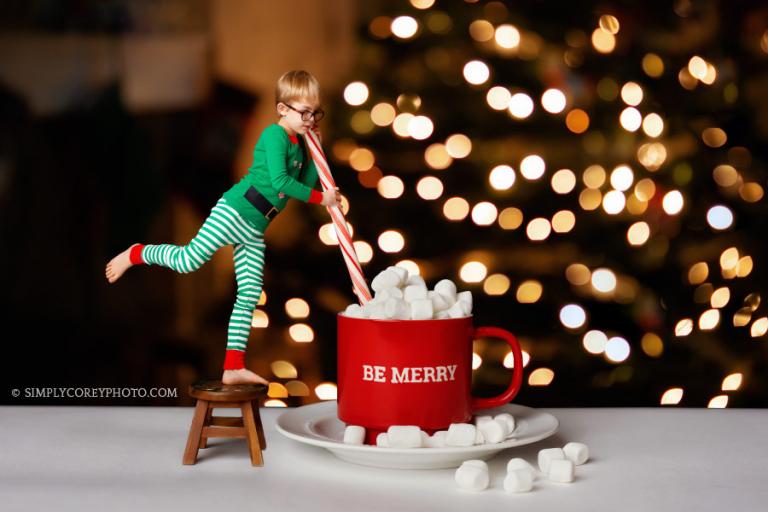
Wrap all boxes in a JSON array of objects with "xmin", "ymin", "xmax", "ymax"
[{"xmin": 470, "ymin": 326, "xmax": 524, "ymax": 411}]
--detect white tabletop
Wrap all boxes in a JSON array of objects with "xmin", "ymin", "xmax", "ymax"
[{"xmin": 1, "ymin": 405, "xmax": 766, "ymax": 511}]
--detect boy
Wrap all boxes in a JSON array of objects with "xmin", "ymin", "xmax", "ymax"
[{"xmin": 105, "ymin": 70, "xmax": 341, "ymax": 386}]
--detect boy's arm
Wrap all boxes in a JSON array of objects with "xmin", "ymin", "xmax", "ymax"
[
  {"xmin": 264, "ymin": 129, "xmax": 314, "ymax": 202},
  {"xmin": 300, "ymin": 142, "xmax": 323, "ymax": 204}
]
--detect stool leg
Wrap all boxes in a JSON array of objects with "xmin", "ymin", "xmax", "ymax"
[
  {"xmin": 241, "ymin": 401, "xmax": 264, "ymax": 467},
  {"xmin": 199, "ymin": 407, "xmax": 213, "ymax": 449},
  {"xmin": 183, "ymin": 400, "xmax": 209, "ymax": 465},
  {"xmin": 251, "ymin": 399, "xmax": 267, "ymax": 450}
]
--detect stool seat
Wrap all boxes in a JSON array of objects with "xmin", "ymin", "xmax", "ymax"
[
  {"xmin": 189, "ymin": 380, "xmax": 266, "ymax": 402},
  {"xmin": 183, "ymin": 379, "xmax": 267, "ymax": 467}
]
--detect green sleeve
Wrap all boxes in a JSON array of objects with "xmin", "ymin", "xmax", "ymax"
[
  {"xmin": 300, "ymin": 153, "xmax": 320, "ymax": 189},
  {"xmin": 264, "ymin": 127, "xmax": 313, "ymax": 202}
]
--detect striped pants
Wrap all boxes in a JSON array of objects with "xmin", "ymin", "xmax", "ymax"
[{"xmin": 141, "ymin": 198, "xmax": 265, "ymax": 353}]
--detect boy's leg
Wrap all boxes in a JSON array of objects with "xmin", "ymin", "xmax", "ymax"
[
  {"xmin": 223, "ymin": 238, "xmax": 266, "ymax": 370},
  {"xmin": 141, "ymin": 199, "xmax": 250, "ymax": 273}
]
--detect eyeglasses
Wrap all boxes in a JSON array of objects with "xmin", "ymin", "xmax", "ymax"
[{"xmin": 285, "ymin": 104, "xmax": 325, "ymax": 122}]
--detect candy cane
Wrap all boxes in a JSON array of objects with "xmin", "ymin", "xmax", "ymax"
[{"xmin": 304, "ymin": 129, "xmax": 372, "ymax": 305}]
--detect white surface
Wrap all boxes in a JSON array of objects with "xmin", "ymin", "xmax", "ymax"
[
  {"xmin": 0, "ymin": 406, "xmax": 767, "ymax": 511},
  {"xmin": 275, "ymin": 402, "xmax": 558, "ymax": 468}
]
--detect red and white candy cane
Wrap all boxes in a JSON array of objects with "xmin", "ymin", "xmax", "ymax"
[{"xmin": 304, "ymin": 129, "xmax": 372, "ymax": 305}]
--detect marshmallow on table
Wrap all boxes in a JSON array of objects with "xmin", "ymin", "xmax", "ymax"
[
  {"xmin": 563, "ymin": 442, "xmax": 589, "ymax": 465},
  {"xmin": 538, "ymin": 448, "xmax": 566, "ymax": 473},
  {"xmin": 387, "ymin": 425, "xmax": 423, "ymax": 448},
  {"xmin": 446, "ymin": 423, "xmax": 476, "ymax": 447},
  {"xmin": 548, "ymin": 458, "xmax": 575, "ymax": 483},
  {"xmin": 455, "ymin": 460, "xmax": 489, "ymax": 492},
  {"xmin": 384, "ymin": 297, "xmax": 411, "ymax": 320},
  {"xmin": 478, "ymin": 418, "xmax": 509, "ymax": 444},
  {"xmin": 494, "ymin": 413, "xmax": 515, "ymax": 436},
  {"xmin": 343, "ymin": 425, "xmax": 365, "ymax": 445},
  {"xmin": 376, "ymin": 433, "xmax": 389, "ymax": 447},
  {"xmin": 507, "ymin": 458, "xmax": 535, "ymax": 476},
  {"xmin": 504, "ymin": 468, "xmax": 534, "ymax": 493},
  {"xmin": 410, "ymin": 298, "xmax": 434, "ymax": 320}
]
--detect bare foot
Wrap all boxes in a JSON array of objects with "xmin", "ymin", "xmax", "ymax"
[
  {"xmin": 105, "ymin": 243, "xmax": 140, "ymax": 283},
  {"xmin": 222, "ymin": 369, "xmax": 269, "ymax": 386}
]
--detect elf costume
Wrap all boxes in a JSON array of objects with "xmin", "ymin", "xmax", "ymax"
[{"xmin": 130, "ymin": 124, "xmax": 323, "ymax": 370}]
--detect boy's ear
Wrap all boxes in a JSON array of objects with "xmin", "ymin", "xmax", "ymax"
[{"xmin": 276, "ymin": 102, "xmax": 287, "ymax": 116}]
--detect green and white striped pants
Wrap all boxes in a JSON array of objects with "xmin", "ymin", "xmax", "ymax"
[{"xmin": 141, "ymin": 198, "xmax": 265, "ymax": 352}]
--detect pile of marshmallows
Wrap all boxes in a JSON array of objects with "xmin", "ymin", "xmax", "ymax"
[
  {"xmin": 456, "ymin": 443, "xmax": 589, "ymax": 493},
  {"xmin": 343, "ymin": 413, "xmax": 517, "ymax": 449},
  {"xmin": 342, "ymin": 266, "xmax": 472, "ymax": 320}
]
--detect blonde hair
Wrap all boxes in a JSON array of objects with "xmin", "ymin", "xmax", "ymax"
[{"xmin": 275, "ymin": 70, "xmax": 320, "ymax": 105}]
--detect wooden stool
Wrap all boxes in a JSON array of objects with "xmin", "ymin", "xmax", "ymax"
[{"xmin": 183, "ymin": 380, "xmax": 267, "ymax": 467}]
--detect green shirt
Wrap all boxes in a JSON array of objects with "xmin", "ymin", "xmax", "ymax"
[{"xmin": 222, "ymin": 123, "xmax": 319, "ymax": 232}]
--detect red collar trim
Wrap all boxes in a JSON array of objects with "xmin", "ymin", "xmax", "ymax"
[{"xmin": 287, "ymin": 133, "xmax": 298, "ymax": 145}]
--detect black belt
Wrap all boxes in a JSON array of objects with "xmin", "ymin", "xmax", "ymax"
[{"xmin": 244, "ymin": 186, "xmax": 279, "ymax": 220}]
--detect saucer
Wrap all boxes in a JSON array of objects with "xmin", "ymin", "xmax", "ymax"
[{"xmin": 275, "ymin": 401, "xmax": 558, "ymax": 469}]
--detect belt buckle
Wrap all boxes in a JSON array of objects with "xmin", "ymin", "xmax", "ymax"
[{"xmin": 266, "ymin": 206, "xmax": 278, "ymax": 220}]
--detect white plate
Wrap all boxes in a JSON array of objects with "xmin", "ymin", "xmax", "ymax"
[{"xmin": 276, "ymin": 401, "xmax": 558, "ymax": 469}]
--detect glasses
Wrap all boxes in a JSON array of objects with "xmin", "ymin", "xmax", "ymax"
[{"xmin": 285, "ymin": 104, "xmax": 325, "ymax": 122}]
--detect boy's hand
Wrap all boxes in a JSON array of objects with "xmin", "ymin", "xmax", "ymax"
[{"xmin": 321, "ymin": 188, "xmax": 342, "ymax": 208}]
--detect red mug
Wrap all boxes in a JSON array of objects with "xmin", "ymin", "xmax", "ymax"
[{"xmin": 337, "ymin": 314, "xmax": 524, "ymax": 437}]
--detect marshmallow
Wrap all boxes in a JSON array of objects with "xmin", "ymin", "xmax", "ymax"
[
  {"xmin": 372, "ymin": 269, "xmax": 401, "ymax": 292},
  {"xmin": 435, "ymin": 310, "xmax": 450, "ymax": 319},
  {"xmin": 494, "ymin": 413, "xmax": 515, "ymax": 436},
  {"xmin": 420, "ymin": 430, "xmax": 430, "ymax": 445},
  {"xmin": 410, "ymin": 298, "xmax": 434, "ymax": 320},
  {"xmin": 375, "ymin": 287, "xmax": 404, "ymax": 301},
  {"xmin": 403, "ymin": 284, "xmax": 428, "ymax": 302},
  {"xmin": 428, "ymin": 290, "xmax": 452, "ymax": 312},
  {"xmin": 386, "ymin": 266, "xmax": 409, "ymax": 287},
  {"xmin": 548, "ymin": 458, "xmax": 575, "ymax": 483},
  {"xmin": 426, "ymin": 430, "xmax": 448, "ymax": 448},
  {"xmin": 384, "ymin": 297, "xmax": 411, "ymax": 320},
  {"xmin": 478, "ymin": 418, "xmax": 508, "ymax": 444},
  {"xmin": 461, "ymin": 459, "xmax": 488, "ymax": 471},
  {"xmin": 538, "ymin": 448, "xmax": 566, "ymax": 474},
  {"xmin": 474, "ymin": 415, "xmax": 493, "ymax": 427},
  {"xmin": 376, "ymin": 433, "xmax": 389, "ymax": 447},
  {"xmin": 367, "ymin": 301, "xmax": 388, "ymax": 320},
  {"xmin": 563, "ymin": 442, "xmax": 589, "ymax": 465},
  {"xmin": 457, "ymin": 290, "xmax": 473, "ymax": 310},
  {"xmin": 387, "ymin": 425, "xmax": 422, "ymax": 448},
  {"xmin": 434, "ymin": 279, "xmax": 457, "ymax": 302},
  {"xmin": 447, "ymin": 300, "xmax": 470, "ymax": 318},
  {"xmin": 474, "ymin": 428, "xmax": 485, "ymax": 445},
  {"xmin": 343, "ymin": 425, "xmax": 365, "ymax": 445},
  {"xmin": 455, "ymin": 460, "xmax": 489, "ymax": 492},
  {"xmin": 504, "ymin": 468, "xmax": 534, "ymax": 493},
  {"xmin": 446, "ymin": 423, "xmax": 476, "ymax": 447},
  {"xmin": 343, "ymin": 303, "xmax": 367, "ymax": 318},
  {"xmin": 406, "ymin": 274, "xmax": 426, "ymax": 288},
  {"xmin": 507, "ymin": 458, "xmax": 535, "ymax": 476}
]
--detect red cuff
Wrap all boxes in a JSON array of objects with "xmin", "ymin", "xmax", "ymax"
[
  {"xmin": 129, "ymin": 244, "xmax": 145, "ymax": 265},
  {"xmin": 308, "ymin": 189, "xmax": 323, "ymax": 204},
  {"xmin": 223, "ymin": 349, "xmax": 246, "ymax": 370}
]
